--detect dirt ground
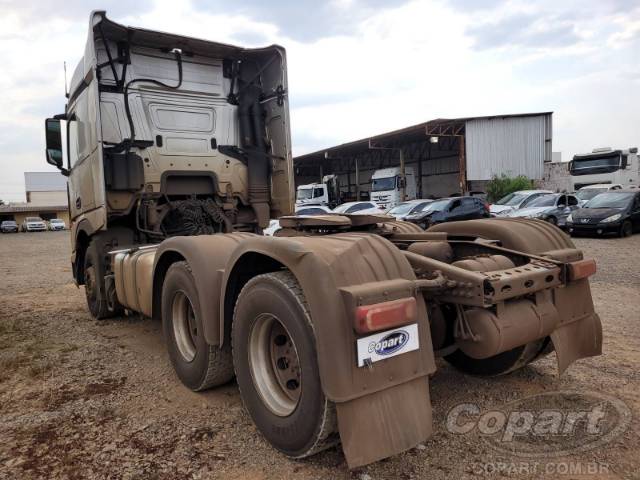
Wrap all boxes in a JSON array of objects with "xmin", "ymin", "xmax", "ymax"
[{"xmin": 0, "ymin": 231, "xmax": 638, "ymax": 480}]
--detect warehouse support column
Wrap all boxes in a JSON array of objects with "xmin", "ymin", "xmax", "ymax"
[
  {"xmin": 355, "ymin": 157, "xmax": 360, "ymax": 201},
  {"xmin": 399, "ymin": 148, "xmax": 406, "ymax": 202},
  {"xmin": 458, "ymin": 136, "xmax": 467, "ymax": 195},
  {"xmin": 417, "ymin": 151, "xmax": 423, "ymax": 198}
]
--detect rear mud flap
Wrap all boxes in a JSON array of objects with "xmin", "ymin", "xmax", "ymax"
[
  {"xmin": 336, "ymin": 377, "xmax": 432, "ymax": 468},
  {"xmin": 551, "ymin": 312, "xmax": 602, "ymax": 374}
]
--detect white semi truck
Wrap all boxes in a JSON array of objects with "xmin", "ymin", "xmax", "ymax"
[
  {"xmin": 570, "ymin": 147, "xmax": 639, "ymax": 191},
  {"xmin": 43, "ymin": 11, "xmax": 603, "ymax": 469},
  {"xmin": 295, "ymin": 174, "xmax": 340, "ymax": 208},
  {"xmin": 370, "ymin": 167, "xmax": 417, "ymax": 209}
]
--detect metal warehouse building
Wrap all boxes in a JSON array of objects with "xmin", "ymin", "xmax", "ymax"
[{"xmin": 294, "ymin": 112, "xmax": 552, "ymax": 200}]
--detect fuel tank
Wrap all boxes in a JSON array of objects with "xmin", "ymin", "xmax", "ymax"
[{"xmin": 111, "ymin": 246, "xmax": 158, "ymax": 316}]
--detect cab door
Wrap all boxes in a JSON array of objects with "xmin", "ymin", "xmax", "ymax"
[{"xmin": 66, "ymin": 71, "xmax": 107, "ymax": 230}]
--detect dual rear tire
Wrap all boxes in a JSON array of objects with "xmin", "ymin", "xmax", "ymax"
[{"xmin": 162, "ymin": 264, "xmax": 335, "ymax": 457}]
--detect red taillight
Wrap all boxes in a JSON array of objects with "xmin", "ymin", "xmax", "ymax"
[
  {"xmin": 568, "ymin": 259, "xmax": 597, "ymax": 281},
  {"xmin": 354, "ymin": 297, "xmax": 417, "ymax": 334}
]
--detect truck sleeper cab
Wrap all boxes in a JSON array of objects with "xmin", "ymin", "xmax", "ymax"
[{"xmin": 44, "ymin": 11, "xmax": 603, "ymax": 469}]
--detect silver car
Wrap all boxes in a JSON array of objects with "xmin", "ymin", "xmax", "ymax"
[{"xmin": 507, "ymin": 193, "xmax": 580, "ymax": 227}]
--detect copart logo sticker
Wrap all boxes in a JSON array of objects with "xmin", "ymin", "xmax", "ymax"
[
  {"xmin": 356, "ymin": 323, "xmax": 419, "ymax": 367},
  {"xmin": 368, "ymin": 330, "xmax": 409, "ymax": 355},
  {"xmin": 446, "ymin": 391, "xmax": 631, "ymax": 458}
]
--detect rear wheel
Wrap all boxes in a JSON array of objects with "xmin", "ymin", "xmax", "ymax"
[
  {"xmin": 620, "ymin": 221, "xmax": 633, "ymax": 237},
  {"xmin": 232, "ymin": 271, "xmax": 337, "ymax": 458},
  {"xmin": 162, "ymin": 261, "xmax": 234, "ymax": 391},
  {"xmin": 444, "ymin": 337, "xmax": 549, "ymax": 376}
]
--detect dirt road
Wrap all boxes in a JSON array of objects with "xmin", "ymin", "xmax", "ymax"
[{"xmin": 1, "ymin": 231, "xmax": 638, "ymax": 479}]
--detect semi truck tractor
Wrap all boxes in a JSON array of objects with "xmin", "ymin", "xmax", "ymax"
[
  {"xmin": 44, "ymin": 11, "xmax": 603, "ymax": 468},
  {"xmin": 295, "ymin": 174, "xmax": 340, "ymax": 208},
  {"xmin": 570, "ymin": 147, "xmax": 639, "ymax": 190},
  {"xmin": 370, "ymin": 167, "xmax": 417, "ymax": 209}
]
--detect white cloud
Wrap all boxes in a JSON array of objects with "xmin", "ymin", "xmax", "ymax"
[{"xmin": 0, "ymin": 0, "xmax": 638, "ymax": 201}]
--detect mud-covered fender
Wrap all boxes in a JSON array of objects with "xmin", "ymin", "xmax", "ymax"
[
  {"xmin": 428, "ymin": 218, "xmax": 575, "ymax": 254},
  {"xmin": 221, "ymin": 233, "xmax": 437, "ymax": 467},
  {"xmin": 151, "ymin": 233, "xmax": 258, "ymax": 344},
  {"xmin": 429, "ymin": 218, "xmax": 602, "ymax": 374}
]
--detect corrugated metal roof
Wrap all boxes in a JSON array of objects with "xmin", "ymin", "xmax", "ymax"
[
  {"xmin": 294, "ymin": 112, "xmax": 553, "ymax": 163},
  {"xmin": 24, "ymin": 172, "xmax": 67, "ymax": 192}
]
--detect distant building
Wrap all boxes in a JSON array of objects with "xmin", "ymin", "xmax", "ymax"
[
  {"xmin": 0, "ymin": 172, "xmax": 69, "ymax": 227},
  {"xmin": 294, "ymin": 112, "xmax": 553, "ymax": 199},
  {"xmin": 24, "ymin": 172, "xmax": 67, "ymax": 206}
]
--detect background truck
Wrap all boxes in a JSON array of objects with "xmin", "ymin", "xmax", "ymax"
[
  {"xmin": 370, "ymin": 166, "xmax": 417, "ymax": 209},
  {"xmin": 295, "ymin": 174, "xmax": 340, "ymax": 208},
  {"xmin": 44, "ymin": 11, "xmax": 603, "ymax": 468},
  {"xmin": 569, "ymin": 147, "xmax": 639, "ymax": 190}
]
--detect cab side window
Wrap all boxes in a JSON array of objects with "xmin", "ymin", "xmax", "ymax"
[{"xmin": 67, "ymin": 87, "xmax": 93, "ymax": 166}]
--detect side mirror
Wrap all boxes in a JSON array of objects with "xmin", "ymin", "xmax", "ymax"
[
  {"xmin": 45, "ymin": 118, "xmax": 69, "ymax": 176},
  {"xmin": 621, "ymin": 155, "xmax": 629, "ymax": 169}
]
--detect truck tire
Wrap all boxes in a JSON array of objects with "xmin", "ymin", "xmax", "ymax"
[
  {"xmin": 84, "ymin": 242, "xmax": 112, "ymax": 320},
  {"xmin": 162, "ymin": 261, "xmax": 234, "ymax": 391},
  {"xmin": 444, "ymin": 336, "xmax": 549, "ymax": 376},
  {"xmin": 232, "ymin": 271, "xmax": 337, "ymax": 458}
]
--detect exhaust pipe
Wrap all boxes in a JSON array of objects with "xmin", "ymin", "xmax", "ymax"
[{"xmin": 238, "ymin": 84, "xmax": 270, "ymax": 229}]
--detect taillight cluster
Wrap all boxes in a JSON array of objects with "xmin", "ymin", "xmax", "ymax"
[{"xmin": 354, "ymin": 297, "xmax": 417, "ymax": 334}]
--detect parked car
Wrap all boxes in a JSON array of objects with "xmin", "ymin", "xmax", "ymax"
[
  {"xmin": 21, "ymin": 216, "xmax": 47, "ymax": 232},
  {"xmin": 490, "ymin": 190, "xmax": 553, "ymax": 216},
  {"xmin": 1, "ymin": 220, "xmax": 18, "ymax": 233},
  {"xmin": 387, "ymin": 199, "xmax": 434, "ymax": 220},
  {"xmin": 506, "ymin": 193, "xmax": 579, "ymax": 227},
  {"xmin": 566, "ymin": 190, "xmax": 640, "ymax": 237},
  {"xmin": 294, "ymin": 206, "xmax": 333, "ymax": 215},
  {"xmin": 574, "ymin": 184, "xmax": 624, "ymax": 206},
  {"xmin": 332, "ymin": 201, "xmax": 386, "ymax": 215},
  {"xmin": 405, "ymin": 196, "xmax": 490, "ymax": 229},
  {"xmin": 48, "ymin": 218, "xmax": 66, "ymax": 230}
]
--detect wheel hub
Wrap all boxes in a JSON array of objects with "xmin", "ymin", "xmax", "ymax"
[
  {"xmin": 248, "ymin": 314, "xmax": 301, "ymax": 417},
  {"xmin": 172, "ymin": 291, "xmax": 198, "ymax": 362}
]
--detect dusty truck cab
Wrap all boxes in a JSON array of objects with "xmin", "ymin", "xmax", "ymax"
[
  {"xmin": 45, "ymin": 12, "xmax": 602, "ymax": 469},
  {"xmin": 44, "ymin": 10, "xmax": 293, "ymax": 316}
]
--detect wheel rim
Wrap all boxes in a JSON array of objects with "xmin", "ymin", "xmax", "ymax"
[
  {"xmin": 248, "ymin": 314, "xmax": 301, "ymax": 417},
  {"xmin": 172, "ymin": 291, "xmax": 198, "ymax": 362},
  {"xmin": 85, "ymin": 264, "xmax": 97, "ymax": 303}
]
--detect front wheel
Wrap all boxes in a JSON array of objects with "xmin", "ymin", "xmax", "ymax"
[
  {"xmin": 620, "ymin": 221, "xmax": 633, "ymax": 238},
  {"xmin": 232, "ymin": 271, "xmax": 337, "ymax": 458},
  {"xmin": 84, "ymin": 242, "xmax": 112, "ymax": 319}
]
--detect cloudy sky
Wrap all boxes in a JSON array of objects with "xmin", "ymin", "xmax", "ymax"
[{"xmin": 0, "ymin": 0, "xmax": 638, "ymax": 201}]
